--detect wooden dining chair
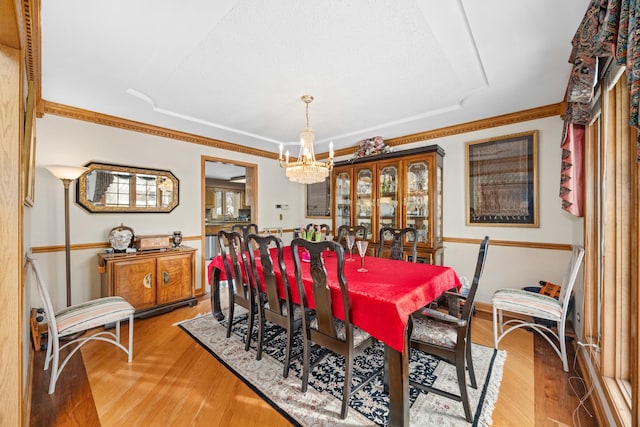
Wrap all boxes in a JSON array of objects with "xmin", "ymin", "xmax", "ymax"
[
  {"xmin": 26, "ymin": 253, "xmax": 135, "ymax": 394},
  {"xmin": 218, "ymin": 230, "xmax": 255, "ymax": 350},
  {"xmin": 492, "ymin": 245, "xmax": 584, "ymax": 372},
  {"xmin": 231, "ymin": 223, "xmax": 259, "ymax": 247},
  {"xmin": 303, "ymin": 223, "xmax": 331, "ymax": 241},
  {"xmin": 245, "ymin": 233, "xmax": 302, "ymax": 378},
  {"xmin": 336, "ymin": 225, "xmax": 368, "ymax": 243},
  {"xmin": 377, "ymin": 226, "xmax": 418, "ymax": 262},
  {"xmin": 291, "ymin": 238, "xmax": 381, "ymax": 419},
  {"xmin": 408, "ymin": 236, "xmax": 489, "ymax": 422}
]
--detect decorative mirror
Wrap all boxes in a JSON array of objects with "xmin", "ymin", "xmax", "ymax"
[{"xmin": 76, "ymin": 162, "xmax": 179, "ymax": 213}]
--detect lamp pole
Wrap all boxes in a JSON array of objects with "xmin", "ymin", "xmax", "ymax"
[
  {"xmin": 46, "ymin": 165, "xmax": 88, "ymax": 307},
  {"xmin": 61, "ymin": 178, "xmax": 72, "ymax": 307}
]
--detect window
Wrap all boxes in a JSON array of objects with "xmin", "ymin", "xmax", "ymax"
[
  {"xmin": 584, "ymin": 66, "xmax": 638, "ymax": 426},
  {"xmin": 213, "ymin": 188, "xmax": 243, "ymax": 219}
]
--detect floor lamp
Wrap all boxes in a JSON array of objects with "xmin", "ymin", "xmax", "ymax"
[{"xmin": 46, "ymin": 165, "xmax": 88, "ymax": 307}]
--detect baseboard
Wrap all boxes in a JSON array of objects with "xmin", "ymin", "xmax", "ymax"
[{"xmin": 574, "ymin": 344, "xmax": 610, "ymax": 426}]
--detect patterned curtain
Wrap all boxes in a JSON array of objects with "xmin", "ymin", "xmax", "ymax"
[
  {"xmin": 562, "ymin": 0, "xmax": 640, "ymax": 216},
  {"xmin": 560, "ymin": 123, "xmax": 585, "ymax": 216}
]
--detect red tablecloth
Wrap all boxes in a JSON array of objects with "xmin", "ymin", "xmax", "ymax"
[{"xmin": 208, "ymin": 247, "xmax": 460, "ymax": 352}]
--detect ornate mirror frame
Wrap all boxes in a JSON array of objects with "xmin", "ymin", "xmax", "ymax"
[{"xmin": 76, "ymin": 162, "xmax": 179, "ymax": 213}]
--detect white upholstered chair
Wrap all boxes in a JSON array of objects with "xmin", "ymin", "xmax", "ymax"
[
  {"xmin": 26, "ymin": 253, "xmax": 135, "ymax": 394},
  {"xmin": 492, "ymin": 245, "xmax": 584, "ymax": 372}
]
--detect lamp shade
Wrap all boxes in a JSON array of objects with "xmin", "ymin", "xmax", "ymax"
[{"xmin": 46, "ymin": 165, "xmax": 89, "ymax": 180}]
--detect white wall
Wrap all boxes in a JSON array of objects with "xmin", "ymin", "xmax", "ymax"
[
  {"xmin": 398, "ymin": 115, "xmax": 584, "ymax": 304},
  {"xmin": 30, "ymin": 115, "xmax": 305, "ymax": 310},
  {"xmin": 320, "ymin": 115, "xmax": 584, "ymax": 305},
  {"xmin": 31, "ymin": 113, "xmax": 584, "ymax": 314}
]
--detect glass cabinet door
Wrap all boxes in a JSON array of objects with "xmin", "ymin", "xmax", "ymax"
[
  {"xmin": 335, "ymin": 171, "xmax": 352, "ymax": 228},
  {"xmin": 404, "ymin": 160, "xmax": 429, "ymax": 245},
  {"xmin": 355, "ymin": 168, "xmax": 374, "ymax": 238},
  {"xmin": 377, "ymin": 164, "xmax": 399, "ymax": 232}
]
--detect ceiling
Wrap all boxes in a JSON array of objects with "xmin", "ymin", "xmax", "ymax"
[{"xmin": 40, "ymin": 1, "xmax": 590, "ymax": 157}]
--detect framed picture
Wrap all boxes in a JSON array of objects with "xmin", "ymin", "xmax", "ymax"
[
  {"xmin": 466, "ymin": 130, "xmax": 538, "ymax": 227},
  {"xmin": 306, "ymin": 177, "xmax": 331, "ymax": 218},
  {"xmin": 23, "ymin": 81, "xmax": 37, "ymax": 207}
]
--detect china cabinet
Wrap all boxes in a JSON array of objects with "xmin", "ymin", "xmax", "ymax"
[
  {"xmin": 332, "ymin": 145, "xmax": 444, "ymax": 264},
  {"xmin": 97, "ymin": 246, "xmax": 198, "ymax": 318}
]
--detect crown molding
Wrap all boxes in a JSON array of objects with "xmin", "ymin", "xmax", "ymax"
[
  {"xmin": 43, "ymin": 100, "xmax": 278, "ymax": 159},
  {"xmin": 27, "ymin": 0, "xmax": 561, "ymax": 160},
  {"xmin": 44, "ymin": 100, "xmax": 561, "ymax": 160},
  {"xmin": 385, "ymin": 103, "xmax": 562, "ymax": 147}
]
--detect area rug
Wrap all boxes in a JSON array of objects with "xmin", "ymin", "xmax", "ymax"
[{"xmin": 178, "ymin": 310, "xmax": 506, "ymax": 426}]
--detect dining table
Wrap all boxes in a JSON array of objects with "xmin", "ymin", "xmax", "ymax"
[{"xmin": 207, "ymin": 245, "xmax": 461, "ymax": 427}]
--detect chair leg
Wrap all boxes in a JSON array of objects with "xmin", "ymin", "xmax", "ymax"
[
  {"xmin": 283, "ymin": 320, "xmax": 294, "ymax": 378},
  {"xmin": 48, "ymin": 338, "xmax": 60, "ymax": 394},
  {"xmin": 256, "ymin": 308, "xmax": 265, "ymax": 360},
  {"xmin": 341, "ymin": 353, "xmax": 353, "ymax": 419},
  {"xmin": 44, "ymin": 329, "xmax": 53, "ymax": 371},
  {"xmin": 245, "ymin": 300, "xmax": 255, "ymax": 352},
  {"xmin": 456, "ymin": 348, "xmax": 472, "ymax": 423},
  {"xmin": 127, "ymin": 314, "xmax": 134, "ymax": 362},
  {"xmin": 226, "ymin": 284, "xmax": 235, "ymax": 339},
  {"xmin": 301, "ymin": 338, "xmax": 310, "ymax": 393},
  {"xmin": 558, "ymin": 321, "xmax": 569, "ymax": 372},
  {"xmin": 465, "ymin": 330, "xmax": 477, "ymax": 389},
  {"xmin": 492, "ymin": 306, "xmax": 500, "ymax": 348}
]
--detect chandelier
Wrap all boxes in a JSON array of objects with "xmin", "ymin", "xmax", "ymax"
[{"xmin": 279, "ymin": 95, "xmax": 334, "ymax": 184}]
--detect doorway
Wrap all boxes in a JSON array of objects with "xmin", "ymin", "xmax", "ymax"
[{"xmin": 200, "ymin": 156, "xmax": 257, "ymax": 292}]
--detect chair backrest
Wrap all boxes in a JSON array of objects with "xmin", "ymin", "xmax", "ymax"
[
  {"xmin": 558, "ymin": 245, "xmax": 585, "ymax": 313},
  {"xmin": 245, "ymin": 233, "xmax": 292, "ymax": 316},
  {"xmin": 303, "ymin": 223, "xmax": 331, "ymax": 241},
  {"xmin": 291, "ymin": 238, "xmax": 352, "ymax": 343},
  {"xmin": 305, "ymin": 223, "xmax": 331, "ymax": 233},
  {"xmin": 377, "ymin": 226, "xmax": 418, "ymax": 262},
  {"xmin": 459, "ymin": 236, "xmax": 490, "ymax": 320},
  {"xmin": 336, "ymin": 225, "xmax": 368, "ymax": 243},
  {"xmin": 231, "ymin": 223, "xmax": 259, "ymax": 241},
  {"xmin": 218, "ymin": 230, "xmax": 251, "ymax": 299},
  {"xmin": 25, "ymin": 254, "xmax": 59, "ymax": 337}
]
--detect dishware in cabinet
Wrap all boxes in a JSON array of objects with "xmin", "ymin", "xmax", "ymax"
[
  {"xmin": 377, "ymin": 161, "xmax": 400, "ymax": 231},
  {"xmin": 354, "ymin": 167, "xmax": 374, "ymax": 237},
  {"xmin": 335, "ymin": 171, "xmax": 352, "ymax": 228},
  {"xmin": 331, "ymin": 145, "xmax": 444, "ymax": 264}
]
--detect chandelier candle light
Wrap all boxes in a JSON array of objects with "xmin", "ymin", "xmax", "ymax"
[{"xmin": 279, "ymin": 95, "xmax": 334, "ymax": 184}]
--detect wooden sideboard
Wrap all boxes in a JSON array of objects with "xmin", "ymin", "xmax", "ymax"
[{"xmin": 97, "ymin": 246, "xmax": 198, "ymax": 318}]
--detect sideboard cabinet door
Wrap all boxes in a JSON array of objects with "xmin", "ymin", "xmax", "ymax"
[
  {"xmin": 113, "ymin": 258, "xmax": 156, "ymax": 310},
  {"xmin": 157, "ymin": 253, "xmax": 193, "ymax": 305}
]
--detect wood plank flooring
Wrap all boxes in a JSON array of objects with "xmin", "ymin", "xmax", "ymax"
[{"xmin": 30, "ymin": 297, "xmax": 598, "ymax": 426}]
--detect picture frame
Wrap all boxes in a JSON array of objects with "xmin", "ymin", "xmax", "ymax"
[
  {"xmin": 466, "ymin": 130, "xmax": 538, "ymax": 227},
  {"xmin": 305, "ymin": 177, "xmax": 331, "ymax": 218},
  {"xmin": 23, "ymin": 81, "xmax": 36, "ymax": 207}
]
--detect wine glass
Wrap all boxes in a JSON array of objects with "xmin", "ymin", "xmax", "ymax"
[
  {"xmin": 345, "ymin": 235, "xmax": 356, "ymax": 261},
  {"xmin": 356, "ymin": 240, "xmax": 369, "ymax": 272}
]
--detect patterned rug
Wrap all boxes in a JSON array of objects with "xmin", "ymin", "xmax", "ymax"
[{"xmin": 177, "ymin": 309, "xmax": 506, "ymax": 426}]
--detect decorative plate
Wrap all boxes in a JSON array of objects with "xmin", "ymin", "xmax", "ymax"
[{"xmin": 109, "ymin": 224, "xmax": 135, "ymax": 252}]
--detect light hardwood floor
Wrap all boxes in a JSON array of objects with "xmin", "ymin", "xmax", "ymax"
[{"xmin": 30, "ymin": 297, "xmax": 597, "ymax": 426}]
